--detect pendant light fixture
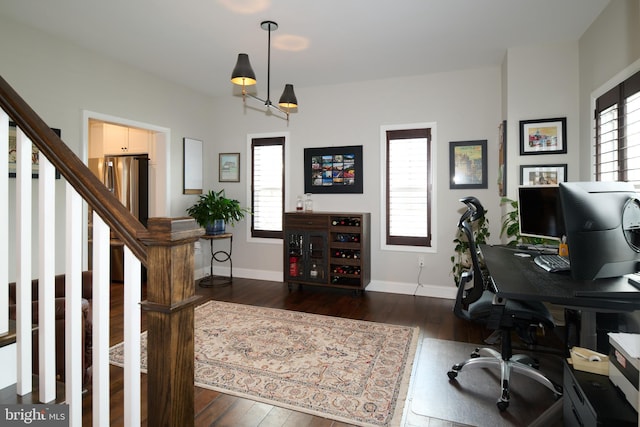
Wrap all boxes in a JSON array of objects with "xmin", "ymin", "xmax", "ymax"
[{"xmin": 231, "ymin": 20, "xmax": 298, "ymax": 122}]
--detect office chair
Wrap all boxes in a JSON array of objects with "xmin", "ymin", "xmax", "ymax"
[{"xmin": 447, "ymin": 196, "xmax": 562, "ymax": 411}]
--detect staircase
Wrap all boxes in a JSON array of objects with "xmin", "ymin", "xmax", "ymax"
[{"xmin": 0, "ymin": 75, "xmax": 203, "ymax": 426}]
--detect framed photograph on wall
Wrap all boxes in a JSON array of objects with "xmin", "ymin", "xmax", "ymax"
[
  {"xmin": 219, "ymin": 153, "xmax": 240, "ymax": 182},
  {"xmin": 498, "ymin": 120, "xmax": 507, "ymax": 196},
  {"xmin": 304, "ymin": 145, "xmax": 363, "ymax": 194},
  {"xmin": 9, "ymin": 121, "xmax": 62, "ymax": 179},
  {"xmin": 519, "ymin": 117, "xmax": 567, "ymax": 155},
  {"xmin": 520, "ymin": 164, "xmax": 567, "ymax": 186},
  {"xmin": 183, "ymin": 137, "xmax": 203, "ymax": 194},
  {"xmin": 449, "ymin": 140, "xmax": 488, "ymax": 189}
]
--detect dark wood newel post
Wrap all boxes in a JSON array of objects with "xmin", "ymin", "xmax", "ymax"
[{"xmin": 139, "ymin": 217, "xmax": 204, "ymax": 427}]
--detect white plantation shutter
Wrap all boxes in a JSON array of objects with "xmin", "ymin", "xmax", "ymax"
[
  {"xmin": 595, "ymin": 70, "xmax": 640, "ymax": 185},
  {"xmin": 252, "ymin": 138, "xmax": 284, "ymax": 237},
  {"xmin": 385, "ymin": 128, "xmax": 432, "ymax": 246}
]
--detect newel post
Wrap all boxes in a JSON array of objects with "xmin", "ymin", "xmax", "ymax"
[{"xmin": 139, "ymin": 217, "xmax": 204, "ymax": 427}]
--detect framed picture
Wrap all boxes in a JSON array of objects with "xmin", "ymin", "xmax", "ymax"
[
  {"xmin": 497, "ymin": 120, "xmax": 507, "ymax": 196},
  {"xmin": 520, "ymin": 164, "xmax": 567, "ymax": 186},
  {"xmin": 449, "ymin": 140, "xmax": 488, "ymax": 189},
  {"xmin": 304, "ymin": 145, "xmax": 363, "ymax": 194},
  {"xmin": 219, "ymin": 153, "xmax": 240, "ymax": 182},
  {"xmin": 183, "ymin": 137, "xmax": 203, "ymax": 194},
  {"xmin": 519, "ymin": 117, "xmax": 567, "ymax": 155},
  {"xmin": 9, "ymin": 121, "xmax": 62, "ymax": 179}
]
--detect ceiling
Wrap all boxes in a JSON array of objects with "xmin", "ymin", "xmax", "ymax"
[{"xmin": 1, "ymin": 0, "xmax": 610, "ymax": 99}]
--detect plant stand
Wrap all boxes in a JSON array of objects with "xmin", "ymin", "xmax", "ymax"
[{"xmin": 199, "ymin": 233, "xmax": 233, "ymax": 288}]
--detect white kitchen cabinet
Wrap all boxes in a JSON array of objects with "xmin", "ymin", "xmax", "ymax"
[{"xmin": 90, "ymin": 122, "xmax": 149, "ymax": 157}]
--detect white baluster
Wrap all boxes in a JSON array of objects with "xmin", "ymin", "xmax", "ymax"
[
  {"xmin": 16, "ymin": 127, "xmax": 32, "ymax": 395},
  {"xmin": 38, "ymin": 154, "xmax": 56, "ymax": 402},
  {"xmin": 92, "ymin": 212, "xmax": 110, "ymax": 426}
]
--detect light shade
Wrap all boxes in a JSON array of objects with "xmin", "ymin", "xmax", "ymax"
[
  {"xmin": 278, "ymin": 84, "xmax": 298, "ymax": 109},
  {"xmin": 231, "ymin": 53, "xmax": 256, "ymax": 86}
]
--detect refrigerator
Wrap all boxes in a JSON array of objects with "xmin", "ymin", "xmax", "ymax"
[{"xmin": 88, "ymin": 155, "xmax": 149, "ymax": 281}]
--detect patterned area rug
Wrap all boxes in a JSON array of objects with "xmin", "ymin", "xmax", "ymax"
[{"xmin": 109, "ymin": 300, "xmax": 420, "ymax": 427}]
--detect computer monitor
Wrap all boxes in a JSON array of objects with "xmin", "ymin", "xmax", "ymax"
[
  {"xmin": 518, "ymin": 185, "xmax": 565, "ymax": 241},
  {"xmin": 559, "ymin": 181, "xmax": 640, "ymax": 280}
]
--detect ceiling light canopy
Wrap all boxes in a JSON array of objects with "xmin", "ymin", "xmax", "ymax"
[{"xmin": 231, "ymin": 20, "xmax": 298, "ymax": 122}]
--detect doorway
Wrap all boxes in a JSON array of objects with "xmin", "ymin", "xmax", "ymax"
[{"xmin": 82, "ymin": 111, "xmax": 170, "ymax": 270}]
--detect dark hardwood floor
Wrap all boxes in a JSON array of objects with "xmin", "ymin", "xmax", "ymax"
[{"xmin": 2, "ymin": 277, "xmax": 565, "ymax": 426}]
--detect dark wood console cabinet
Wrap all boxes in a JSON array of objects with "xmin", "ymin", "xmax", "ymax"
[{"xmin": 284, "ymin": 212, "xmax": 370, "ymax": 292}]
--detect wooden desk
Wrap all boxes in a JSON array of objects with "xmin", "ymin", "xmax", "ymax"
[
  {"xmin": 480, "ymin": 244, "xmax": 640, "ymax": 349},
  {"xmin": 199, "ymin": 233, "xmax": 233, "ymax": 288}
]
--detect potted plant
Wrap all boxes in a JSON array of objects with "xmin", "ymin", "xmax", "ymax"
[
  {"xmin": 450, "ymin": 210, "xmax": 490, "ymax": 285},
  {"xmin": 186, "ymin": 189, "xmax": 250, "ymax": 235}
]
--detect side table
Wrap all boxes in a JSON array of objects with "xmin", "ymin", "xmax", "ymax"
[{"xmin": 199, "ymin": 233, "xmax": 233, "ymax": 288}]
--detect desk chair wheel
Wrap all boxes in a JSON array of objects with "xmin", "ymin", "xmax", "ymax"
[
  {"xmin": 447, "ymin": 369, "xmax": 459, "ymax": 380},
  {"xmin": 497, "ymin": 397, "xmax": 509, "ymax": 412}
]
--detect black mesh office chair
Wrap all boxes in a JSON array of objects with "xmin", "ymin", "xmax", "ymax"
[{"xmin": 447, "ymin": 197, "xmax": 562, "ymax": 411}]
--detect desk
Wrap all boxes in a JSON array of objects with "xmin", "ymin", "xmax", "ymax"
[
  {"xmin": 480, "ymin": 244, "xmax": 640, "ymax": 350},
  {"xmin": 199, "ymin": 233, "xmax": 233, "ymax": 288}
]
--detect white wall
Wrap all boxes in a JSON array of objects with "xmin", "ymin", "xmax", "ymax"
[
  {"xmin": 503, "ymin": 41, "xmax": 580, "ymax": 203},
  {"xmin": 208, "ymin": 68, "xmax": 503, "ymax": 295},
  {"xmin": 0, "ymin": 15, "xmax": 215, "ymax": 279}
]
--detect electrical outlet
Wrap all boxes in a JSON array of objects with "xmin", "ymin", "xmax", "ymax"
[{"xmin": 418, "ymin": 256, "xmax": 425, "ymax": 267}]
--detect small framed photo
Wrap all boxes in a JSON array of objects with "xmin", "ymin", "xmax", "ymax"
[
  {"xmin": 449, "ymin": 140, "xmax": 488, "ymax": 189},
  {"xmin": 519, "ymin": 117, "xmax": 567, "ymax": 155},
  {"xmin": 219, "ymin": 153, "xmax": 240, "ymax": 182},
  {"xmin": 520, "ymin": 164, "xmax": 567, "ymax": 186}
]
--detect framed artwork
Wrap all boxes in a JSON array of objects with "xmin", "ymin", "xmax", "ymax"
[
  {"xmin": 497, "ymin": 120, "xmax": 507, "ymax": 196},
  {"xmin": 519, "ymin": 117, "xmax": 567, "ymax": 155},
  {"xmin": 219, "ymin": 153, "xmax": 240, "ymax": 182},
  {"xmin": 9, "ymin": 121, "xmax": 62, "ymax": 179},
  {"xmin": 304, "ymin": 145, "xmax": 363, "ymax": 194},
  {"xmin": 183, "ymin": 137, "xmax": 203, "ymax": 194},
  {"xmin": 449, "ymin": 140, "xmax": 488, "ymax": 189},
  {"xmin": 520, "ymin": 164, "xmax": 567, "ymax": 186}
]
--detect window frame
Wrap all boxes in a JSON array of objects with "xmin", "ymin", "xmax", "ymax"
[
  {"xmin": 380, "ymin": 123, "xmax": 435, "ymax": 253},
  {"xmin": 594, "ymin": 69, "xmax": 640, "ymax": 183},
  {"xmin": 247, "ymin": 133, "xmax": 288, "ymax": 241}
]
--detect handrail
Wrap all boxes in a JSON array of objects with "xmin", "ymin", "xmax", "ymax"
[{"xmin": 0, "ymin": 75, "xmax": 147, "ymax": 265}]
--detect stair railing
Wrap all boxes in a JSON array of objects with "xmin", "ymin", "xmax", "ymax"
[{"xmin": 0, "ymin": 75, "xmax": 202, "ymax": 427}]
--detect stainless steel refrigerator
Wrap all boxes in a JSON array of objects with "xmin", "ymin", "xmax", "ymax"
[{"xmin": 88, "ymin": 155, "xmax": 149, "ymax": 281}]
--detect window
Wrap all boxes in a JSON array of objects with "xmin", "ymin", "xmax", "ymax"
[
  {"xmin": 384, "ymin": 126, "xmax": 432, "ymax": 247},
  {"xmin": 251, "ymin": 136, "xmax": 284, "ymax": 238},
  {"xmin": 595, "ymin": 70, "xmax": 640, "ymax": 184}
]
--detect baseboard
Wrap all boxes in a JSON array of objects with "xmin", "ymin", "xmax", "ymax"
[
  {"xmin": 365, "ymin": 280, "xmax": 456, "ymax": 299},
  {"xmin": 196, "ymin": 267, "xmax": 455, "ymax": 299}
]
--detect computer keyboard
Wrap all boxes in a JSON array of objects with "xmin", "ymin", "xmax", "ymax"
[{"xmin": 534, "ymin": 254, "xmax": 571, "ymax": 273}]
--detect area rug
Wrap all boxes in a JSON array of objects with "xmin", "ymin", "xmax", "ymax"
[
  {"xmin": 404, "ymin": 338, "xmax": 563, "ymax": 427},
  {"xmin": 109, "ymin": 300, "xmax": 419, "ymax": 427}
]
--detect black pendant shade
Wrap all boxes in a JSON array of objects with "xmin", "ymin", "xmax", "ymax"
[
  {"xmin": 278, "ymin": 84, "xmax": 297, "ymax": 109},
  {"xmin": 230, "ymin": 53, "xmax": 256, "ymax": 86}
]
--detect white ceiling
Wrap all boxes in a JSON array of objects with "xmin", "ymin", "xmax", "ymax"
[{"xmin": 1, "ymin": 0, "xmax": 610, "ymax": 99}]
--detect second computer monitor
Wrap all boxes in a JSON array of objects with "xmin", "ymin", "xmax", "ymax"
[{"xmin": 518, "ymin": 185, "xmax": 565, "ymax": 241}]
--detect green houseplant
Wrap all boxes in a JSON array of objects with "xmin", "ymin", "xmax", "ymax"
[
  {"xmin": 451, "ymin": 211, "xmax": 490, "ymax": 285},
  {"xmin": 186, "ymin": 189, "xmax": 250, "ymax": 235}
]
